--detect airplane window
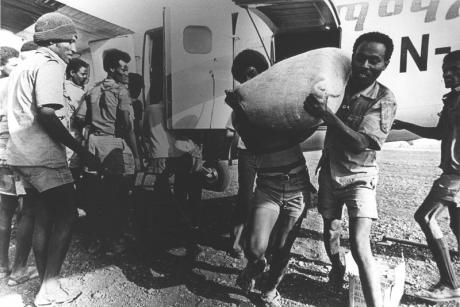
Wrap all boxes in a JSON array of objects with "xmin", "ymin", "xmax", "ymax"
[{"xmin": 183, "ymin": 26, "xmax": 212, "ymax": 54}]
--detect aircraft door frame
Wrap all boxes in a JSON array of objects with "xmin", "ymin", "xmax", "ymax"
[{"xmin": 163, "ymin": 5, "xmax": 234, "ymax": 130}]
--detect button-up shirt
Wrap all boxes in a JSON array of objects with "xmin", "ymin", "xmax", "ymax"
[
  {"xmin": 77, "ymin": 78, "xmax": 132, "ymax": 136},
  {"xmin": 6, "ymin": 47, "xmax": 68, "ymax": 167},
  {"xmin": 321, "ymin": 81, "xmax": 397, "ymax": 188},
  {"xmin": 439, "ymin": 87, "xmax": 460, "ymax": 174}
]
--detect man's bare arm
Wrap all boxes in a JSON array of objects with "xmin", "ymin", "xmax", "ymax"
[
  {"xmin": 304, "ymin": 94, "xmax": 370, "ymax": 152},
  {"xmin": 392, "ymin": 119, "xmax": 442, "ymax": 140},
  {"xmin": 37, "ymin": 106, "xmax": 100, "ymax": 169}
]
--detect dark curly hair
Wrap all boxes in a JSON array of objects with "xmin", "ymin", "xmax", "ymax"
[
  {"xmin": 0, "ymin": 46, "xmax": 19, "ymax": 66},
  {"xmin": 66, "ymin": 58, "xmax": 89, "ymax": 79},
  {"xmin": 231, "ymin": 49, "xmax": 269, "ymax": 83},
  {"xmin": 103, "ymin": 49, "xmax": 130, "ymax": 73},
  {"xmin": 353, "ymin": 31, "xmax": 394, "ymax": 61},
  {"xmin": 444, "ymin": 50, "xmax": 460, "ymax": 64}
]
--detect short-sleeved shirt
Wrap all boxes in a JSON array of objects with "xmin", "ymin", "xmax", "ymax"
[
  {"xmin": 321, "ymin": 81, "xmax": 397, "ymax": 188},
  {"xmin": 0, "ymin": 77, "xmax": 9, "ymax": 119},
  {"xmin": 0, "ymin": 78, "xmax": 10, "ymax": 157},
  {"xmin": 77, "ymin": 78, "xmax": 132, "ymax": 136},
  {"xmin": 438, "ymin": 88, "xmax": 460, "ymax": 174},
  {"xmin": 59, "ymin": 80, "xmax": 85, "ymax": 136},
  {"xmin": 6, "ymin": 47, "xmax": 67, "ymax": 168}
]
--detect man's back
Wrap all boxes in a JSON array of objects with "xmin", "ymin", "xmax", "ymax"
[
  {"xmin": 81, "ymin": 79, "xmax": 131, "ymax": 136},
  {"xmin": 6, "ymin": 47, "xmax": 67, "ymax": 167}
]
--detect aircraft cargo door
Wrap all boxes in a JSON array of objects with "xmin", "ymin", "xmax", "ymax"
[
  {"xmin": 234, "ymin": 0, "xmax": 341, "ymax": 62},
  {"xmin": 164, "ymin": 5, "xmax": 234, "ymax": 130}
]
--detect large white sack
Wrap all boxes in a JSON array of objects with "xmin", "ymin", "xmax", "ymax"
[{"xmin": 236, "ymin": 47, "xmax": 351, "ymax": 131}]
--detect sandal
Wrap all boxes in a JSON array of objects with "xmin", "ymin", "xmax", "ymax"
[
  {"xmin": 236, "ymin": 266, "xmax": 256, "ymax": 295},
  {"xmin": 7, "ymin": 266, "xmax": 39, "ymax": 286},
  {"xmin": 34, "ymin": 285, "xmax": 81, "ymax": 306},
  {"xmin": 260, "ymin": 290, "xmax": 282, "ymax": 307},
  {"xmin": 417, "ymin": 283, "xmax": 460, "ymax": 302},
  {"xmin": 236, "ymin": 259, "xmax": 267, "ymax": 295},
  {"xmin": 228, "ymin": 247, "xmax": 245, "ymax": 260}
]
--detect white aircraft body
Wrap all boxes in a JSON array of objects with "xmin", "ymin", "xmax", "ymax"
[{"xmin": 8, "ymin": 0, "xmax": 459, "ymax": 188}]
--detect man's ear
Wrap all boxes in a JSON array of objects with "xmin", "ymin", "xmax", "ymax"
[{"xmin": 383, "ymin": 59, "xmax": 389, "ymax": 70}]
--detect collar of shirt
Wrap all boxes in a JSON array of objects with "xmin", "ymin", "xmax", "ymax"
[
  {"xmin": 443, "ymin": 87, "xmax": 460, "ymax": 104},
  {"xmin": 348, "ymin": 81, "xmax": 379, "ymax": 100},
  {"xmin": 101, "ymin": 78, "xmax": 125, "ymax": 91},
  {"xmin": 36, "ymin": 47, "xmax": 66, "ymax": 66},
  {"xmin": 65, "ymin": 79, "xmax": 84, "ymax": 91}
]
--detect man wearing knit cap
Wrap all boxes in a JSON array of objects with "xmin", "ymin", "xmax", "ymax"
[{"xmin": 6, "ymin": 12, "xmax": 100, "ymax": 305}]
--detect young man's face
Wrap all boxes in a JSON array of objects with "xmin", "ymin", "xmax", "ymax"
[
  {"xmin": 442, "ymin": 59, "xmax": 460, "ymax": 89},
  {"xmin": 244, "ymin": 66, "xmax": 258, "ymax": 81},
  {"xmin": 112, "ymin": 60, "xmax": 129, "ymax": 84},
  {"xmin": 51, "ymin": 35, "xmax": 77, "ymax": 63},
  {"xmin": 351, "ymin": 41, "xmax": 388, "ymax": 89},
  {"xmin": 1, "ymin": 56, "xmax": 20, "ymax": 76},
  {"xmin": 71, "ymin": 66, "xmax": 88, "ymax": 87}
]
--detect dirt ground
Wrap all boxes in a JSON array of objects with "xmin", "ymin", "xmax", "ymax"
[{"xmin": 1, "ymin": 140, "xmax": 460, "ymax": 307}]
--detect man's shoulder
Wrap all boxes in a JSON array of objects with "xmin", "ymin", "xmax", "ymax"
[
  {"xmin": 442, "ymin": 90, "xmax": 460, "ymax": 105},
  {"xmin": 64, "ymin": 80, "xmax": 85, "ymax": 94},
  {"xmin": 99, "ymin": 79, "xmax": 128, "ymax": 96},
  {"xmin": 87, "ymin": 81, "xmax": 105, "ymax": 95},
  {"xmin": 375, "ymin": 82, "xmax": 396, "ymax": 103}
]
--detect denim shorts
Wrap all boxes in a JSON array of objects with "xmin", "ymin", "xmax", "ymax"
[
  {"xmin": 12, "ymin": 166, "xmax": 73, "ymax": 193},
  {"xmin": 426, "ymin": 173, "xmax": 460, "ymax": 206},
  {"xmin": 253, "ymin": 171, "xmax": 309, "ymax": 219},
  {"xmin": 0, "ymin": 166, "xmax": 25, "ymax": 196},
  {"xmin": 318, "ymin": 167, "xmax": 378, "ymax": 220}
]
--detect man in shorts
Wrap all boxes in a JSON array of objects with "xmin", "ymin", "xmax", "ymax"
[
  {"xmin": 226, "ymin": 55, "xmax": 316, "ymax": 307},
  {"xmin": 75, "ymin": 49, "xmax": 140, "ymax": 255},
  {"xmin": 392, "ymin": 50, "xmax": 460, "ymax": 302},
  {"xmin": 305, "ymin": 32, "xmax": 397, "ymax": 307},
  {"xmin": 226, "ymin": 49, "xmax": 269, "ymax": 259},
  {"xmin": 0, "ymin": 46, "xmax": 38, "ymax": 286},
  {"xmin": 6, "ymin": 12, "xmax": 100, "ymax": 305}
]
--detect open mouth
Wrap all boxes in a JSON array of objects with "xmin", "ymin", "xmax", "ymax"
[{"xmin": 357, "ymin": 71, "xmax": 370, "ymax": 79}]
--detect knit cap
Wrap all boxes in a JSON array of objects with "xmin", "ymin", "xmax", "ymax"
[{"xmin": 33, "ymin": 12, "xmax": 77, "ymax": 44}]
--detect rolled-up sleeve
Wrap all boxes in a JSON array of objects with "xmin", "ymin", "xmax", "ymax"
[
  {"xmin": 35, "ymin": 62, "xmax": 65, "ymax": 110},
  {"xmin": 358, "ymin": 98, "xmax": 397, "ymax": 150}
]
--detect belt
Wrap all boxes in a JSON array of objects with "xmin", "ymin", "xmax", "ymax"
[
  {"xmin": 258, "ymin": 170, "xmax": 307, "ymax": 181},
  {"xmin": 90, "ymin": 130, "xmax": 115, "ymax": 137}
]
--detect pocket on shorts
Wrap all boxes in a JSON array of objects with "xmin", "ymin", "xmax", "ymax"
[{"xmin": 433, "ymin": 174, "xmax": 460, "ymax": 203}]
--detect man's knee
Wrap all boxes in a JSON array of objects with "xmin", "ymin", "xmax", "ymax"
[
  {"xmin": 246, "ymin": 243, "xmax": 265, "ymax": 261},
  {"xmin": 414, "ymin": 207, "xmax": 434, "ymax": 228}
]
